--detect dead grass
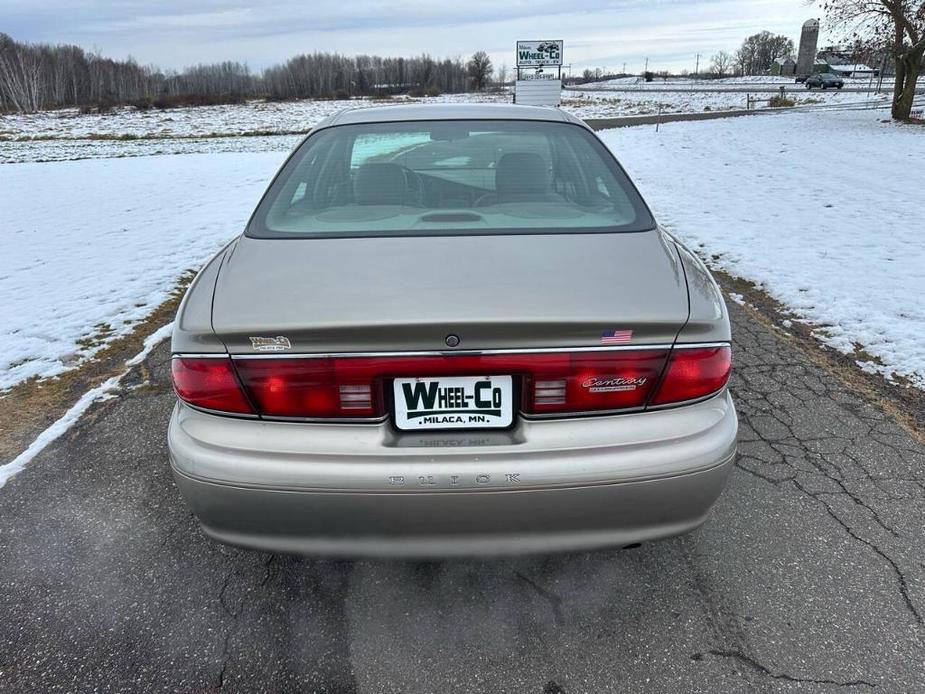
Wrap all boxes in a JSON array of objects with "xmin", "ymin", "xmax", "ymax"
[
  {"xmin": 560, "ymin": 97, "xmax": 624, "ymax": 107},
  {"xmin": 0, "ymin": 277, "xmax": 192, "ymax": 464},
  {"xmin": 712, "ymin": 268, "xmax": 925, "ymax": 443},
  {"xmin": 768, "ymin": 95, "xmax": 796, "ymax": 108}
]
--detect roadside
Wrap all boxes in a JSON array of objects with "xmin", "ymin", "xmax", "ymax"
[
  {"xmin": 714, "ymin": 270, "xmax": 925, "ymax": 441},
  {"xmin": 599, "ymin": 109, "xmax": 925, "ymax": 394},
  {"xmin": 0, "ymin": 150, "xmax": 283, "ymax": 469},
  {"xmin": 0, "ymin": 282, "xmax": 185, "ymax": 465}
]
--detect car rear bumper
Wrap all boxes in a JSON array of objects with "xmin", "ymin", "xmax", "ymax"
[{"xmin": 168, "ymin": 391, "xmax": 737, "ymax": 557}]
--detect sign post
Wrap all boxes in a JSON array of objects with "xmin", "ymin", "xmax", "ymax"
[{"xmin": 515, "ymin": 40, "xmax": 563, "ymax": 106}]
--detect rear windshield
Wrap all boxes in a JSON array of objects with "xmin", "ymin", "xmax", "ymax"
[{"xmin": 247, "ymin": 119, "xmax": 654, "ymax": 238}]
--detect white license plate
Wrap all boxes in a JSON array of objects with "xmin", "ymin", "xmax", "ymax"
[{"xmin": 392, "ymin": 375, "xmax": 513, "ymax": 430}]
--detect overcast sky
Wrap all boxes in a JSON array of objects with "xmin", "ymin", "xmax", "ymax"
[{"xmin": 4, "ymin": 0, "xmax": 825, "ymax": 73}]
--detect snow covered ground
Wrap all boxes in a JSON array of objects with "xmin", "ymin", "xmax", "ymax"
[
  {"xmin": 0, "ymin": 94, "xmax": 505, "ymax": 142},
  {"xmin": 0, "ymin": 132, "xmax": 303, "ymax": 164},
  {"xmin": 583, "ymin": 75, "xmax": 877, "ymax": 89},
  {"xmin": 0, "ymin": 153, "xmax": 283, "ymax": 389},
  {"xmin": 1, "ymin": 106, "xmax": 922, "ymax": 394},
  {"xmin": 0, "ymin": 95, "xmax": 454, "ymax": 141},
  {"xmin": 563, "ymin": 87, "xmax": 882, "ymax": 118},
  {"xmin": 599, "ymin": 110, "xmax": 925, "ymax": 387},
  {"xmin": 0, "ymin": 86, "xmax": 884, "ymax": 162},
  {"xmin": 0, "ymin": 322, "xmax": 172, "ymax": 488}
]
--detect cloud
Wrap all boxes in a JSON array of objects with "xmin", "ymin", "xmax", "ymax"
[{"xmin": 5, "ymin": 0, "xmax": 824, "ymax": 72}]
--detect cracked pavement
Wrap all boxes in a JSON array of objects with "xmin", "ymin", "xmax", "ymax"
[{"xmin": 1, "ymin": 300, "xmax": 924, "ymax": 693}]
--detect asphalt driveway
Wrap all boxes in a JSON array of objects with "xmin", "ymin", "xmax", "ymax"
[{"xmin": 1, "ymin": 301, "xmax": 923, "ymax": 693}]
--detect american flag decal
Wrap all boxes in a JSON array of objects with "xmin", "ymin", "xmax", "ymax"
[{"xmin": 600, "ymin": 329, "xmax": 633, "ymax": 345}]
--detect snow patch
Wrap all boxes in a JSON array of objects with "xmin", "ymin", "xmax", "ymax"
[
  {"xmin": 0, "ymin": 322, "xmax": 173, "ymax": 489},
  {"xmin": 727, "ymin": 292, "xmax": 746, "ymax": 306},
  {"xmin": 599, "ymin": 108, "xmax": 925, "ymax": 389},
  {"xmin": 126, "ymin": 323, "xmax": 174, "ymax": 366},
  {"xmin": 0, "ymin": 153, "xmax": 283, "ymax": 390}
]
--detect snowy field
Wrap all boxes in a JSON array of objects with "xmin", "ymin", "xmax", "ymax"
[
  {"xmin": 599, "ymin": 110, "xmax": 925, "ymax": 387},
  {"xmin": 1, "ymin": 107, "xmax": 922, "ymax": 392},
  {"xmin": 0, "ymin": 153, "xmax": 282, "ymax": 389},
  {"xmin": 0, "ymin": 132, "xmax": 303, "ymax": 164},
  {"xmin": 563, "ymin": 87, "xmax": 882, "ymax": 118},
  {"xmin": 0, "ymin": 94, "xmax": 503, "ymax": 141},
  {"xmin": 0, "ymin": 87, "xmax": 886, "ymax": 164},
  {"xmin": 581, "ymin": 75, "xmax": 877, "ymax": 90}
]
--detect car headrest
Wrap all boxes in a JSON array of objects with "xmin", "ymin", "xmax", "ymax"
[
  {"xmin": 495, "ymin": 152, "xmax": 550, "ymax": 199},
  {"xmin": 354, "ymin": 163, "xmax": 405, "ymax": 205}
]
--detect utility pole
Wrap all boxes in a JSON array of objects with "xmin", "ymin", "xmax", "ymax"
[
  {"xmin": 644, "ymin": 57, "xmax": 649, "ymax": 74},
  {"xmin": 694, "ymin": 53, "xmax": 700, "ymax": 76},
  {"xmin": 622, "ymin": 62, "xmax": 626, "ymax": 75}
]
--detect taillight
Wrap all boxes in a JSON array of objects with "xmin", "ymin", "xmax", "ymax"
[
  {"xmin": 172, "ymin": 345, "xmax": 729, "ymax": 419},
  {"xmin": 233, "ymin": 358, "xmax": 380, "ymax": 418},
  {"xmin": 171, "ymin": 357, "xmax": 254, "ymax": 414},
  {"xmin": 650, "ymin": 346, "xmax": 731, "ymax": 406},
  {"xmin": 521, "ymin": 351, "xmax": 667, "ymax": 414}
]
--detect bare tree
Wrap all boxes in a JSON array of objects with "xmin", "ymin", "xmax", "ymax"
[
  {"xmin": 467, "ymin": 50, "xmax": 493, "ymax": 91},
  {"xmin": 710, "ymin": 50, "xmax": 734, "ymax": 77},
  {"xmin": 0, "ymin": 32, "xmax": 473, "ymax": 113},
  {"xmin": 0, "ymin": 34, "xmax": 41, "ymax": 111},
  {"xmin": 735, "ymin": 31, "xmax": 795, "ymax": 75},
  {"xmin": 496, "ymin": 61, "xmax": 509, "ymax": 86},
  {"xmin": 823, "ymin": 0, "xmax": 925, "ymax": 119},
  {"xmin": 263, "ymin": 52, "xmax": 468, "ymax": 100}
]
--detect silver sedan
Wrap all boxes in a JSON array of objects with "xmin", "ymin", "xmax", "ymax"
[{"xmin": 168, "ymin": 103, "xmax": 737, "ymax": 557}]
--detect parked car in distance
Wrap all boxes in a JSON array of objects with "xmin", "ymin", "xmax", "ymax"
[
  {"xmin": 168, "ymin": 103, "xmax": 738, "ymax": 558},
  {"xmin": 794, "ymin": 74, "xmax": 808, "ymax": 83},
  {"xmin": 805, "ymin": 73, "xmax": 845, "ymax": 89}
]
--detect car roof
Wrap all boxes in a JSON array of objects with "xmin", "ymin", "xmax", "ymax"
[{"xmin": 314, "ymin": 102, "xmax": 587, "ymax": 130}]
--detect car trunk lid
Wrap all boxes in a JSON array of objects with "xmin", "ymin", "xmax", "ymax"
[{"xmin": 211, "ymin": 230, "xmax": 689, "ymax": 354}]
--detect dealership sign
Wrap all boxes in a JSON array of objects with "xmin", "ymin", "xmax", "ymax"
[
  {"xmin": 514, "ymin": 39, "xmax": 563, "ymax": 107},
  {"xmin": 516, "ymin": 40, "xmax": 563, "ymax": 67}
]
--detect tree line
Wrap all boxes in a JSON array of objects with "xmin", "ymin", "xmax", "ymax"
[
  {"xmin": 263, "ymin": 52, "xmax": 474, "ymax": 101},
  {"xmin": 0, "ymin": 33, "xmax": 484, "ymax": 113}
]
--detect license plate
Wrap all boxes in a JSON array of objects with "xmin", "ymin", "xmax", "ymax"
[{"xmin": 392, "ymin": 375, "xmax": 513, "ymax": 430}]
